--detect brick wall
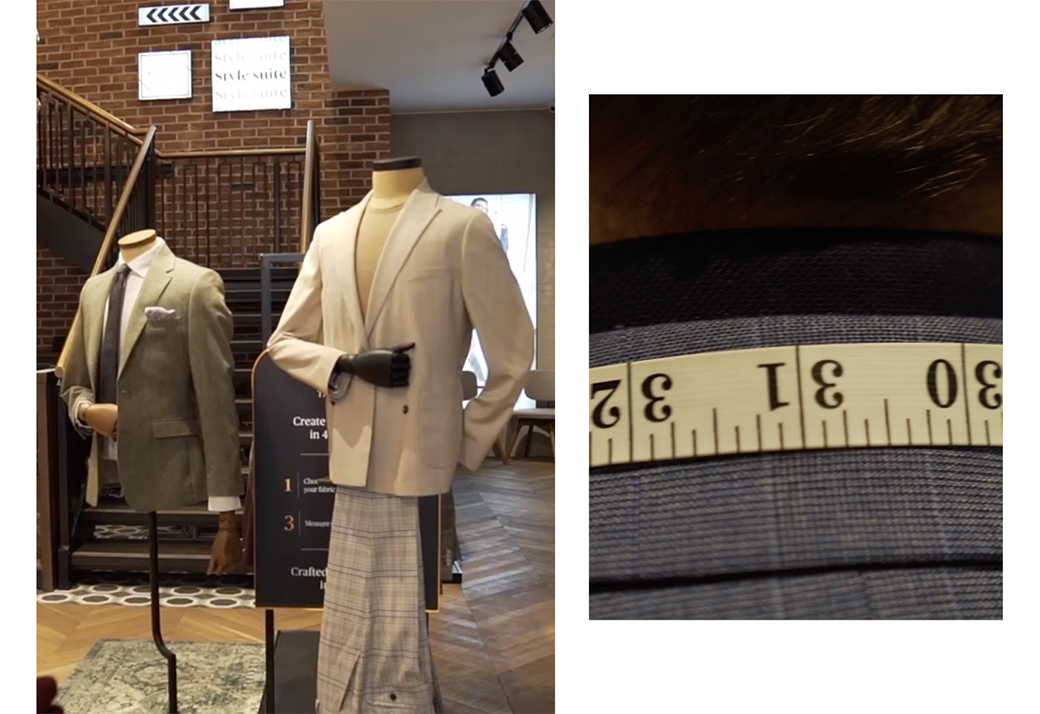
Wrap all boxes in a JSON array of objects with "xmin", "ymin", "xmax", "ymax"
[
  {"xmin": 37, "ymin": 247, "xmax": 86, "ymax": 358},
  {"xmin": 36, "ymin": 0, "xmax": 390, "ymax": 359}
]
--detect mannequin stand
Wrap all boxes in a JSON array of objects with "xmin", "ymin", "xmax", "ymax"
[{"xmin": 148, "ymin": 512, "xmax": 178, "ymax": 713}]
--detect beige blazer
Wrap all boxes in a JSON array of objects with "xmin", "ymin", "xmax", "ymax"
[
  {"xmin": 60, "ymin": 244, "xmax": 243, "ymax": 511},
  {"xmin": 268, "ymin": 181, "xmax": 534, "ymax": 496}
]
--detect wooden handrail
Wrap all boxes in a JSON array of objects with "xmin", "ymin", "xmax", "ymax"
[
  {"xmin": 300, "ymin": 120, "xmax": 317, "ymax": 254},
  {"xmin": 37, "ymin": 73, "xmax": 148, "ymax": 139},
  {"xmin": 55, "ymin": 126, "xmax": 159, "ymax": 378},
  {"xmin": 38, "ymin": 74, "xmax": 310, "ymax": 159},
  {"xmin": 158, "ymin": 147, "xmax": 306, "ymax": 159}
]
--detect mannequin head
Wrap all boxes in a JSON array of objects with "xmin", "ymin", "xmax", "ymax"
[
  {"xmin": 370, "ymin": 158, "xmax": 426, "ymax": 205},
  {"xmin": 590, "ymin": 95, "xmax": 1002, "ymax": 245},
  {"xmin": 118, "ymin": 229, "xmax": 158, "ymax": 262}
]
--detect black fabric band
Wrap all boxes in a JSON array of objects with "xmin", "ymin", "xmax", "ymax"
[{"xmin": 590, "ymin": 227, "xmax": 1002, "ymax": 334}]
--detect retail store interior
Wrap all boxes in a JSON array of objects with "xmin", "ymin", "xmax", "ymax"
[{"xmin": 36, "ymin": 2, "xmax": 554, "ymax": 712}]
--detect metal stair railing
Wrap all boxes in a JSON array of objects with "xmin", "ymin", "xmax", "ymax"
[{"xmin": 37, "ymin": 73, "xmax": 150, "ymax": 232}]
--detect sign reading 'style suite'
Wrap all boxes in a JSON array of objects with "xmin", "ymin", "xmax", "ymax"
[{"xmin": 211, "ymin": 36, "xmax": 291, "ymax": 112}]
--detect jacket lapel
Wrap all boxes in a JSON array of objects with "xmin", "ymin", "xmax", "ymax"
[
  {"xmin": 341, "ymin": 195, "xmax": 371, "ymax": 351},
  {"xmin": 119, "ymin": 244, "xmax": 175, "ymax": 377},
  {"xmin": 84, "ymin": 269, "xmax": 117, "ymax": 390},
  {"xmin": 365, "ymin": 181, "xmax": 440, "ymax": 338}
]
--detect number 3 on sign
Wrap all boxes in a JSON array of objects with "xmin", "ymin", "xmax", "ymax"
[{"xmin": 589, "ymin": 364, "xmax": 631, "ymax": 466}]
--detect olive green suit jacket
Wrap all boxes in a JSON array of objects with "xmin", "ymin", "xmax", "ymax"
[{"xmin": 60, "ymin": 244, "xmax": 242, "ymax": 512}]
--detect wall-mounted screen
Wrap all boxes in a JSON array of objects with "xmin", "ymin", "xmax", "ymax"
[{"xmin": 447, "ymin": 193, "xmax": 537, "ymax": 409}]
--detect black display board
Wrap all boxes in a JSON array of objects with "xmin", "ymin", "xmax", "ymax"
[{"xmin": 253, "ymin": 353, "xmax": 440, "ymax": 610}]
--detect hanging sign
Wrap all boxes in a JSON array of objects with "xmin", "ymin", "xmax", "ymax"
[
  {"xmin": 230, "ymin": 0, "xmax": 285, "ymax": 8},
  {"xmin": 138, "ymin": 4, "xmax": 211, "ymax": 26},
  {"xmin": 211, "ymin": 36, "xmax": 291, "ymax": 112}
]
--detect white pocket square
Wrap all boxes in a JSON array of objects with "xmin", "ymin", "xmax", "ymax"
[{"xmin": 144, "ymin": 306, "xmax": 178, "ymax": 322}]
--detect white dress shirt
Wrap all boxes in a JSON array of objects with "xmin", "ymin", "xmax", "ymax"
[{"xmin": 73, "ymin": 237, "xmax": 241, "ymax": 513}]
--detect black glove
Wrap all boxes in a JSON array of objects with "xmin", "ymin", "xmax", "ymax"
[{"xmin": 336, "ymin": 343, "xmax": 414, "ymax": 388}]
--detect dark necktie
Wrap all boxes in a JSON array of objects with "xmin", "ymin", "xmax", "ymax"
[{"xmin": 97, "ymin": 264, "xmax": 131, "ymax": 406}]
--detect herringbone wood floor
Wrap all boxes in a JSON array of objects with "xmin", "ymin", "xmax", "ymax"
[{"xmin": 37, "ymin": 459, "xmax": 555, "ymax": 713}]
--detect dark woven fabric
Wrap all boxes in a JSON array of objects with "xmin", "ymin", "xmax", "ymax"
[
  {"xmin": 590, "ymin": 566, "xmax": 1002, "ymax": 620},
  {"xmin": 590, "ymin": 447, "xmax": 1002, "ymax": 582},
  {"xmin": 590, "ymin": 314, "xmax": 1002, "ymax": 369},
  {"xmin": 589, "ymin": 228, "xmax": 1002, "ymax": 334},
  {"xmin": 588, "ymin": 312, "xmax": 1002, "ymax": 618}
]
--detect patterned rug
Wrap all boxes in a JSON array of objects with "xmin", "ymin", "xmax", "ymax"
[
  {"xmin": 37, "ymin": 574, "xmax": 256, "ymax": 609},
  {"xmin": 55, "ymin": 638, "xmax": 265, "ymax": 714}
]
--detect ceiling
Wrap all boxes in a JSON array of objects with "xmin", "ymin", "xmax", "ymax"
[{"xmin": 322, "ymin": 1, "xmax": 555, "ymax": 113}]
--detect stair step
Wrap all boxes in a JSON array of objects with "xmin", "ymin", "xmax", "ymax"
[
  {"xmin": 232, "ymin": 339, "xmax": 265, "ymax": 352},
  {"xmin": 71, "ymin": 540, "xmax": 247, "ymax": 574},
  {"xmin": 82, "ymin": 502, "xmax": 243, "ymax": 527},
  {"xmin": 218, "ymin": 266, "xmax": 299, "ymax": 280},
  {"xmin": 225, "ymin": 288, "xmax": 292, "ymax": 304},
  {"xmin": 233, "ymin": 311, "xmax": 282, "ymax": 324}
]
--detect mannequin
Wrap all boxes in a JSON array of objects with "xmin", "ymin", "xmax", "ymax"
[
  {"xmin": 60, "ymin": 227, "xmax": 246, "ymax": 713},
  {"xmin": 268, "ymin": 157, "xmax": 534, "ymax": 713},
  {"xmin": 63, "ymin": 228, "xmax": 243, "ymax": 574},
  {"xmin": 330, "ymin": 157, "xmax": 425, "ymax": 388}
]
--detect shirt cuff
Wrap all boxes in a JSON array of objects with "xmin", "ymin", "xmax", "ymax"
[
  {"xmin": 208, "ymin": 496, "xmax": 241, "ymax": 512},
  {"xmin": 72, "ymin": 397, "xmax": 94, "ymax": 430},
  {"xmin": 329, "ymin": 371, "xmax": 351, "ymax": 402}
]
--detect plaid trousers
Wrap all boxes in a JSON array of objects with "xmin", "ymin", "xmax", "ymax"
[{"xmin": 316, "ymin": 486, "xmax": 433, "ymax": 713}]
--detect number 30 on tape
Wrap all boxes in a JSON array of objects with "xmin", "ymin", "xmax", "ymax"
[{"xmin": 588, "ymin": 342, "xmax": 1002, "ymax": 467}]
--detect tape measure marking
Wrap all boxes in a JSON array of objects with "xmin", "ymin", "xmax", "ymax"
[{"xmin": 589, "ymin": 342, "xmax": 1002, "ymax": 468}]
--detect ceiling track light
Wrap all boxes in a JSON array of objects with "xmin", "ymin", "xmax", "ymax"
[
  {"xmin": 482, "ymin": 67, "xmax": 504, "ymax": 98},
  {"xmin": 480, "ymin": 1, "xmax": 554, "ymax": 98},
  {"xmin": 498, "ymin": 39, "xmax": 523, "ymax": 72},
  {"xmin": 521, "ymin": 1, "xmax": 553, "ymax": 35}
]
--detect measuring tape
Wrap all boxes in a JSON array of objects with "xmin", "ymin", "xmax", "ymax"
[{"xmin": 589, "ymin": 342, "xmax": 1002, "ymax": 467}]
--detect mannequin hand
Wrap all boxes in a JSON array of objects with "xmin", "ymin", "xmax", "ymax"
[
  {"xmin": 336, "ymin": 343, "xmax": 414, "ymax": 388},
  {"xmin": 82, "ymin": 403, "xmax": 118, "ymax": 439},
  {"xmin": 207, "ymin": 512, "xmax": 242, "ymax": 575}
]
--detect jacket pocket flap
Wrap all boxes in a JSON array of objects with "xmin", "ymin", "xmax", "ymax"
[{"xmin": 152, "ymin": 418, "xmax": 200, "ymax": 438}]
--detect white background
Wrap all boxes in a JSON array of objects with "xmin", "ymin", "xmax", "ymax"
[{"xmin": 561, "ymin": 2, "xmax": 1035, "ymax": 713}]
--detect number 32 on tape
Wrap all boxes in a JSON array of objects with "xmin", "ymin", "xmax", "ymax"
[{"xmin": 589, "ymin": 343, "xmax": 1002, "ymax": 467}]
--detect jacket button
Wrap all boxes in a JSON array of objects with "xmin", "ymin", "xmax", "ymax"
[
  {"xmin": 390, "ymin": 693, "xmax": 397, "ymax": 702},
  {"xmin": 402, "ymin": 405, "xmax": 409, "ymax": 414}
]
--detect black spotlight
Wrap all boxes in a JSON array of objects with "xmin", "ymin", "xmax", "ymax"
[
  {"xmin": 499, "ymin": 40, "xmax": 524, "ymax": 72},
  {"xmin": 521, "ymin": 0, "xmax": 553, "ymax": 34},
  {"xmin": 482, "ymin": 68, "xmax": 504, "ymax": 97}
]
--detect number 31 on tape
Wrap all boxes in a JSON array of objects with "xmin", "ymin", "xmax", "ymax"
[{"xmin": 588, "ymin": 342, "xmax": 1002, "ymax": 467}]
